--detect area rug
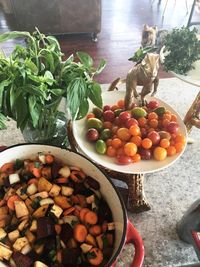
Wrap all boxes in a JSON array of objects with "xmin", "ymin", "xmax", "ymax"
[{"xmin": 0, "ymin": 77, "xmax": 200, "ymax": 267}]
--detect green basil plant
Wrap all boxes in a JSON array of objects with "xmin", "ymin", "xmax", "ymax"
[{"xmin": 0, "ymin": 28, "xmax": 106, "ymax": 133}]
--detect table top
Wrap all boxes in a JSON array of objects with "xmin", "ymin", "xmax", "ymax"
[{"xmin": 0, "ymin": 78, "xmax": 200, "ymax": 267}]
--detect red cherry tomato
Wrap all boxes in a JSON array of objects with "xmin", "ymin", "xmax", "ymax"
[
  {"xmin": 147, "ymin": 100, "xmax": 159, "ymax": 110},
  {"xmin": 125, "ymin": 118, "xmax": 138, "ymax": 128},
  {"xmin": 117, "ymin": 155, "xmax": 132, "ymax": 165},
  {"xmin": 147, "ymin": 131, "xmax": 161, "ymax": 145},
  {"xmin": 103, "ymin": 110, "xmax": 115, "ymax": 122},
  {"xmin": 119, "ymin": 111, "xmax": 131, "ymax": 124}
]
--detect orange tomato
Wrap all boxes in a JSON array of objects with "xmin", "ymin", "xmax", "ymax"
[
  {"xmin": 153, "ymin": 147, "xmax": 167, "ymax": 161},
  {"xmin": 163, "ymin": 113, "xmax": 172, "ymax": 121},
  {"xmin": 138, "ymin": 117, "xmax": 147, "ymax": 127},
  {"xmin": 174, "ymin": 134, "xmax": 186, "ymax": 144},
  {"xmin": 130, "ymin": 135, "xmax": 142, "ymax": 147},
  {"xmin": 106, "ymin": 146, "xmax": 117, "ymax": 157},
  {"xmin": 148, "ymin": 119, "xmax": 158, "ymax": 128},
  {"xmin": 174, "ymin": 142, "xmax": 185, "ymax": 153},
  {"xmin": 141, "ymin": 138, "xmax": 152, "ymax": 149},
  {"xmin": 124, "ymin": 142, "xmax": 137, "ymax": 156},
  {"xmin": 166, "ymin": 146, "xmax": 176, "ymax": 156},
  {"xmin": 129, "ymin": 125, "xmax": 141, "ymax": 136},
  {"xmin": 117, "ymin": 128, "xmax": 131, "ymax": 141},
  {"xmin": 111, "ymin": 138, "xmax": 122, "ymax": 148},
  {"xmin": 148, "ymin": 112, "xmax": 158, "ymax": 120},
  {"xmin": 132, "ymin": 153, "xmax": 141, "ymax": 163},
  {"xmin": 117, "ymin": 99, "xmax": 125, "ymax": 109},
  {"xmin": 162, "ymin": 118, "xmax": 170, "ymax": 127},
  {"xmin": 171, "ymin": 114, "xmax": 177, "ymax": 122},
  {"xmin": 160, "ymin": 138, "xmax": 170, "ymax": 148}
]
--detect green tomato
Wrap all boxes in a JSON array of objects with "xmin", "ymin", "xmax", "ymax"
[
  {"xmin": 100, "ymin": 129, "xmax": 111, "ymax": 140},
  {"xmin": 95, "ymin": 140, "xmax": 107, "ymax": 154}
]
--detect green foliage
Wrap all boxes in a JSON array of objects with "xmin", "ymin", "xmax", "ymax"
[
  {"xmin": 0, "ymin": 29, "xmax": 106, "ymax": 131},
  {"xmin": 163, "ymin": 26, "xmax": 200, "ymax": 75},
  {"xmin": 128, "ymin": 46, "xmax": 157, "ymax": 64}
]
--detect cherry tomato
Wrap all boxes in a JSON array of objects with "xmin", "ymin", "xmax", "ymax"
[
  {"xmin": 147, "ymin": 131, "xmax": 160, "ymax": 145},
  {"xmin": 117, "ymin": 99, "xmax": 125, "ymax": 109},
  {"xmin": 103, "ymin": 105, "xmax": 111, "ymax": 112},
  {"xmin": 86, "ymin": 128, "xmax": 99, "ymax": 142},
  {"xmin": 130, "ymin": 135, "xmax": 142, "ymax": 147},
  {"xmin": 147, "ymin": 100, "xmax": 159, "ymax": 110},
  {"xmin": 138, "ymin": 147, "xmax": 152, "ymax": 160},
  {"xmin": 153, "ymin": 147, "xmax": 167, "ymax": 161},
  {"xmin": 132, "ymin": 153, "xmax": 141, "ymax": 163},
  {"xmin": 124, "ymin": 142, "xmax": 137, "ymax": 156},
  {"xmin": 125, "ymin": 118, "xmax": 138, "ymax": 128},
  {"xmin": 166, "ymin": 122, "xmax": 179, "ymax": 134},
  {"xmin": 117, "ymin": 155, "xmax": 132, "ymax": 165},
  {"xmin": 141, "ymin": 138, "xmax": 152, "ymax": 149},
  {"xmin": 119, "ymin": 111, "xmax": 131, "ymax": 124},
  {"xmin": 160, "ymin": 138, "xmax": 170, "ymax": 148},
  {"xmin": 129, "ymin": 125, "xmax": 141, "ymax": 136},
  {"xmin": 117, "ymin": 128, "xmax": 131, "ymax": 141},
  {"xmin": 103, "ymin": 110, "xmax": 115, "ymax": 122},
  {"xmin": 111, "ymin": 138, "xmax": 122, "ymax": 148}
]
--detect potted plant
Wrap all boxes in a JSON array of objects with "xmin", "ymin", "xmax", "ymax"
[{"xmin": 0, "ymin": 29, "xmax": 106, "ymax": 146}]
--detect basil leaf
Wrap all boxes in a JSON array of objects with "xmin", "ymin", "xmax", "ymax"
[
  {"xmin": 15, "ymin": 94, "xmax": 29, "ymax": 129},
  {"xmin": 25, "ymin": 59, "xmax": 38, "ymax": 74},
  {"xmin": 0, "ymin": 113, "xmax": 7, "ymax": 129},
  {"xmin": 95, "ymin": 59, "xmax": 106, "ymax": 75},
  {"xmin": 76, "ymin": 98, "xmax": 89, "ymax": 120},
  {"xmin": 44, "ymin": 70, "xmax": 54, "ymax": 86},
  {"xmin": 0, "ymin": 31, "xmax": 32, "ymax": 43},
  {"xmin": 67, "ymin": 78, "xmax": 81, "ymax": 120},
  {"xmin": 89, "ymin": 82, "xmax": 103, "ymax": 108},
  {"xmin": 76, "ymin": 51, "xmax": 93, "ymax": 69},
  {"xmin": 64, "ymin": 54, "xmax": 74, "ymax": 65},
  {"xmin": 28, "ymin": 96, "xmax": 41, "ymax": 128},
  {"xmin": 51, "ymin": 89, "xmax": 64, "ymax": 96}
]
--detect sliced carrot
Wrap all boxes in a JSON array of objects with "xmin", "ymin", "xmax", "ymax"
[
  {"xmin": 56, "ymin": 250, "xmax": 62, "ymax": 264},
  {"xmin": 32, "ymin": 167, "xmax": 41, "ymax": 178},
  {"xmin": 63, "ymin": 207, "xmax": 75, "ymax": 216},
  {"xmin": 84, "ymin": 211, "xmax": 98, "ymax": 225},
  {"xmin": 87, "ymin": 248, "xmax": 103, "ymax": 266},
  {"xmin": 0, "ymin": 162, "xmax": 14, "ymax": 174},
  {"xmin": 27, "ymin": 178, "xmax": 38, "ymax": 185},
  {"xmin": 74, "ymin": 206, "xmax": 81, "ymax": 217},
  {"xmin": 7, "ymin": 195, "xmax": 21, "ymax": 211},
  {"xmin": 70, "ymin": 170, "xmax": 86, "ymax": 183},
  {"xmin": 89, "ymin": 225, "xmax": 102, "ymax": 236},
  {"xmin": 55, "ymin": 224, "xmax": 62, "ymax": 235},
  {"xmin": 74, "ymin": 224, "xmax": 88, "ymax": 243},
  {"xmin": 79, "ymin": 208, "xmax": 90, "ymax": 222},
  {"xmin": 45, "ymin": 154, "xmax": 54, "ymax": 164},
  {"xmin": 55, "ymin": 177, "xmax": 68, "ymax": 184}
]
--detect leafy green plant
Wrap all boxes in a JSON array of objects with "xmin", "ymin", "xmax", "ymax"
[
  {"xmin": 128, "ymin": 46, "xmax": 157, "ymax": 64},
  {"xmin": 0, "ymin": 29, "xmax": 106, "ymax": 132},
  {"xmin": 163, "ymin": 26, "xmax": 200, "ymax": 75}
]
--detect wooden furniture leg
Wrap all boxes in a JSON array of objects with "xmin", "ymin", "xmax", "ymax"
[
  {"xmin": 184, "ymin": 91, "xmax": 200, "ymax": 133},
  {"xmin": 126, "ymin": 174, "xmax": 151, "ymax": 213}
]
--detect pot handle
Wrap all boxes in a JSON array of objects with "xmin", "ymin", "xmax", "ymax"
[
  {"xmin": 126, "ymin": 219, "xmax": 144, "ymax": 267},
  {"xmin": 0, "ymin": 146, "xmax": 7, "ymax": 152}
]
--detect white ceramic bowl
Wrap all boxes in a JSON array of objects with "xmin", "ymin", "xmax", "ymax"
[{"xmin": 0, "ymin": 144, "xmax": 144, "ymax": 267}]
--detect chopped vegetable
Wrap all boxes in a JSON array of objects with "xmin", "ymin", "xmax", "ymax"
[{"xmin": 0, "ymin": 153, "xmax": 114, "ymax": 266}]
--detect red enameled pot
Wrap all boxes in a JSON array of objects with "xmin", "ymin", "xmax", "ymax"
[{"xmin": 0, "ymin": 144, "xmax": 144, "ymax": 267}]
